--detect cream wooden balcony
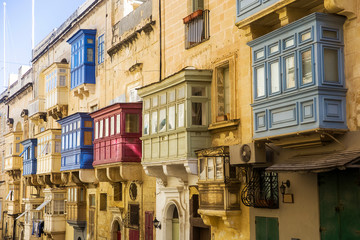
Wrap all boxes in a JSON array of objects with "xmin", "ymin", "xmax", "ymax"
[
  {"xmin": 6, "ymin": 200, "xmax": 21, "ymax": 215},
  {"xmin": 28, "ymin": 97, "xmax": 46, "ymax": 123},
  {"xmin": 4, "ymin": 155, "xmax": 22, "ymax": 172},
  {"xmin": 4, "ymin": 131, "xmax": 23, "ymax": 173},
  {"xmin": 43, "ymin": 62, "xmax": 69, "ymax": 120},
  {"xmin": 36, "ymin": 129, "xmax": 62, "ymax": 175},
  {"xmin": 23, "ymin": 197, "xmax": 44, "ymax": 240}
]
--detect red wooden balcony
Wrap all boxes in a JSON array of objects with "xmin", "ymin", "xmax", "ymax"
[{"xmin": 90, "ymin": 102, "xmax": 142, "ymax": 166}]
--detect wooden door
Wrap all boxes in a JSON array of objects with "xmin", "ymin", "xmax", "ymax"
[
  {"xmin": 319, "ymin": 169, "xmax": 360, "ymax": 239},
  {"xmin": 255, "ymin": 216, "xmax": 279, "ymax": 240},
  {"xmin": 129, "ymin": 229, "xmax": 139, "ymax": 240},
  {"xmin": 145, "ymin": 211, "xmax": 153, "ymax": 240},
  {"xmin": 117, "ymin": 231, "xmax": 121, "ymax": 240}
]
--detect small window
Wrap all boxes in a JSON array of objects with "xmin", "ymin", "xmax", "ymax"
[
  {"xmin": 16, "ymin": 143, "xmax": 20, "ymax": 153},
  {"xmin": 144, "ymin": 99, "xmax": 150, "ymax": 110},
  {"xmin": 125, "ymin": 114, "xmax": 139, "ymax": 133},
  {"xmin": 217, "ymin": 66, "xmax": 230, "ymax": 117},
  {"xmin": 55, "ymin": 142, "xmax": 61, "ymax": 153},
  {"xmin": 95, "ymin": 122, "xmax": 99, "ymax": 139},
  {"xmin": 110, "ymin": 116, "xmax": 115, "ymax": 135},
  {"xmin": 113, "ymin": 183, "xmax": 122, "ymax": 201},
  {"xmin": 98, "ymin": 35, "xmax": 105, "ymax": 64},
  {"xmin": 177, "ymin": 87, "xmax": 185, "ymax": 99},
  {"xmin": 269, "ymin": 61, "xmax": 280, "ymax": 94},
  {"xmin": 129, "ymin": 204, "xmax": 140, "ymax": 227},
  {"xmin": 105, "ymin": 118, "xmax": 109, "ymax": 137},
  {"xmin": 152, "ymin": 96, "xmax": 158, "ymax": 107},
  {"xmin": 192, "ymin": 102, "xmax": 205, "ymax": 125},
  {"xmin": 59, "ymin": 76, "xmax": 66, "ymax": 86},
  {"xmin": 87, "ymin": 38, "xmax": 93, "ymax": 44},
  {"xmin": 301, "ymin": 49, "xmax": 313, "ymax": 85},
  {"xmin": 192, "ymin": 0, "xmax": 203, "ymax": 11},
  {"xmin": 100, "ymin": 193, "xmax": 107, "ymax": 211},
  {"xmin": 160, "ymin": 94, "xmax": 167, "ymax": 105}
]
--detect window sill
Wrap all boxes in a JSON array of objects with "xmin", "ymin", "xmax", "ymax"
[{"xmin": 208, "ymin": 119, "xmax": 240, "ymax": 131}]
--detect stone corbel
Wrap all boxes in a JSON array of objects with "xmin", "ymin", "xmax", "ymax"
[
  {"xmin": 107, "ymin": 167, "xmax": 123, "ymax": 182},
  {"xmin": 276, "ymin": 7, "xmax": 308, "ymax": 26},
  {"xmin": 143, "ymin": 165, "xmax": 167, "ymax": 186},
  {"xmin": 240, "ymin": 24, "xmax": 269, "ymax": 42},
  {"xmin": 50, "ymin": 173, "xmax": 62, "ymax": 185},
  {"xmin": 61, "ymin": 172, "xmax": 70, "ymax": 185},
  {"xmin": 199, "ymin": 214, "xmax": 219, "ymax": 227},
  {"xmin": 95, "ymin": 168, "xmax": 110, "ymax": 182},
  {"xmin": 119, "ymin": 163, "xmax": 142, "ymax": 181},
  {"xmin": 163, "ymin": 164, "xmax": 188, "ymax": 184},
  {"xmin": 37, "ymin": 175, "xmax": 46, "ymax": 186},
  {"xmin": 199, "ymin": 209, "xmax": 242, "ymax": 230},
  {"xmin": 79, "ymin": 169, "xmax": 99, "ymax": 184},
  {"xmin": 324, "ymin": 0, "xmax": 357, "ymax": 20},
  {"xmin": 184, "ymin": 160, "xmax": 197, "ymax": 175}
]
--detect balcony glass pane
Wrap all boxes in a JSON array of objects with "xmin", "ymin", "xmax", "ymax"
[
  {"xmin": 215, "ymin": 157, "xmax": 223, "ymax": 180},
  {"xmin": 207, "ymin": 158, "xmax": 214, "ymax": 180},
  {"xmin": 159, "ymin": 109, "xmax": 166, "ymax": 132},
  {"xmin": 144, "ymin": 113, "xmax": 149, "ymax": 135},
  {"xmin": 324, "ymin": 48, "xmax": 339, "ymax": 83},
  {"xmin": 270, "ymin": 61, "xmax": 280, "ymax": 93},
  {"xmin": 110, "ymin": 116, "xmax": 115, "ymax": 135},
  {"xmin": 285, "ymin": 55, "xmax": 295, "ymax": 89},
  {"xmin": 87, "ymin": 48, "xmax": 93, "ymax": 62},
  {"xmin": 192, "ymin": 102, "xmax": 205, "ymax": 125},
  {"xmin": 199, "ymin": 158, "xmax": 206, "ymax": 180},
  {"xmin": 192, "ymin": 87, "xmax": 206, "ymax": 96},
  {"xmin": 77, "ymin": 131, "xmax": 80, "ymax": 146},
  {"xmin": 125, "ymin": 114, "xmax": 140, "ymax": 133},
  {"xmin": 178, "ymin": 103, "xmax": 184, "ymax": 128},
  {"xmin": 168, "ymin": 106, "xmax": 175, "ymax": 130},
  {"xmin": 95, "ymin": 122, "xmax": 98, "ymax": 139},
  {"xmin": 256, "ymin": 66, "xmax": 265, "ymax": 97},
  {"xmin": 105, "ymin": 118, "xmax": 109, "ymax": 137},
  {"xmin": 302, "ymin": 49, "xmax": 312, "ymax": 84},
  {"xmin": 99, "ymin": 120, "xmax": 103, "ymax": 138},
  {"xmin": 151, "ymin": 111, "xmax": 157, "ymax": 133},
  {"xmin": 116, "ymin": 114, "xmax": 121, "ymax": 134}
]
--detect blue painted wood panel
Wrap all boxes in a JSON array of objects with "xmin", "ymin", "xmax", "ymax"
[
  {"xmin": 21, "ymin": 138, "xmax": 37, "ymax": 176},
  {"xmin": 58, "ymin": 112, "xmax": 94, "ymax": 171},
  {"xmin": 249, "ymin": 13, "xmax": 347, "ymax": 139},
  {"xmin": 236, "ymin": 0, "xmax": 280, "ymax": 23}
]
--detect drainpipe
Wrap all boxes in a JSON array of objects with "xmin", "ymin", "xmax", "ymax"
[
  {"xmin": 2, "ymin": 210, "xmax": 6, "ymax": 239},
  {"xmin": 12, "ymin": 217, "xmax": 16, "ymax": 240},
  {"xmin": 159, "ymin": 0, "xmax": 162, "ymax": 81}
]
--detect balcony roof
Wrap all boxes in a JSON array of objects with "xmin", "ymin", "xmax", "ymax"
[{"xmin": 89, "ymin": 102, "xmax": 142, "ymax": 119}]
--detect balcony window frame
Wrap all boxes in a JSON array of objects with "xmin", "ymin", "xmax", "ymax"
[
  {"xmin": 299, "ymin": 45, "xmax": 315, "ymax": 88},
  {"xmin": 267, "ymin": 58, "xmax": 281, "ymax": 96},
  {"xmin": 282, "ymin": 52, "xmax": 297, "ymax": 92},
  {"xmin": 98, "ymin": 34, "xmax": 105, "ymax": 64},
  {"xmin": 321, "ymin": 45, "xmax": 343, "ymax": 86}
]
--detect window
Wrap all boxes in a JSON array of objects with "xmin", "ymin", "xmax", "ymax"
[
  {"xmin": 151, "ymin": 112, "xmax": 157, "ymax": 133},
  {"xmin": 185, "ymin": 9, "xmax": 210, "ymax": 49},
  {"xmin": 95, "ymin": 122, "xmax": 99, "ymax": 139},
  {"xmin": 198, "ymin": 157, "xmax": 225, "ymax": 181},
  {"xmin": 269, "ymin": 60, "xmax": 280, "ymax": 94},
  {"xmin": 284, "ymin": 54, "xmax": 296, "ymax": 89},
  {"xmin": 129, "ymin": 204, "xmax": 140, "ymax": 227},
  {"xmin": 144, "ymin": 113, "xmax": 149, "ymax": 135},
  {"xmin": 178, "ymin": 103, "xmax": 185, "ymax": 128},
  {"xmin": 255, "ymin": 66, "xmax": 265, "ymax": 97},
  {"xmin": 113, "ymin": 183, "xmax": 122, "ymax": 201},
  {"xmin": 16, "ymin": 143, "xmax": 20, "ymax": 153},
  {"xmin": 324, "ymin": 48, "xmax": 339, "ymax": 83},
  {"xmin": 116, "ymin": 114, "xmax": 121, "ymax": 134},
  {"xmin": 193, "ymin": 0, "xmax": 203, "ymax": 11},
  {"xmin": 168, "ymin": 106, "xmax": 175, "ymax": 130},
  {"xmin": 217, "ymin": 66, "xmax": 230, "ymax": 117},
  {"xmin": 192, "ymin": 102, "xmax": 205, "ymax": 125},
  {"xmin": 59, "ymin": 76, "xmax": 66, "ymax": 86},
  {"xmin": 100, "ymin": 193, "xmax": 107, "ymax": 211},
  {"xmin": 159, "ymin": 109, "xmax": 166, "ymax": 132},
  {"xmin": 87, "ymin": 48, "xmax": 94, "ymax": 62},
  {"xmin": 89, "ymin": 194, "xmax": 95, "ymax": 239},
  {"xmin": 301, "ymin": 48, "xmax": 313, "ymax": 85},
  {"xmin": 125, "ymin": 114, "xmax": 140, "ymax": 133},
  {"xmin": 110, "ymin": 116, "xmax": 115, "ymax": 135},
  {"xmin": 105, "ymin": 118, "xmax": 109, "ymax": 137},
  {"xmin": 98, "ymin": 35, "xmax": 105, "ymax": 64},
  {"xmin": 99, "ymin": 120, "xmax": 103, "ymax": 138}
]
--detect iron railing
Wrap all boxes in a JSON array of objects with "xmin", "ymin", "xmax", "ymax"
[{"xmin": 241, "ymin": 169, "xmax": 279, "ymax": 208}]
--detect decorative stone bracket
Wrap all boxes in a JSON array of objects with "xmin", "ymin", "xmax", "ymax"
[
  {"xmin": 198, "ymin": 209, "xmax": 242, "ymax": 230},
  {"xmin": 48, "ymin": 105, "xmax": 68, "ymax": 120},
  {"xmin": 72, "ymin": 84, "xmax": 95, "ymax": 99},
  {"xmin": 95, "ymin": 163, "xmax": 143, "ymax": 182},
  {"xmin": 324, "ymin": 0, "xmax": 357, "ymax": 20}
]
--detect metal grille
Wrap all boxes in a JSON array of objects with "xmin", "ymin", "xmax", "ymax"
[
  {"xmin": 241, "ymin": 169, "xmax": 279, "ymax": 208},
  {"xmin": 185, "ymin": 10, "xmax": 210, "ymax": 49}
]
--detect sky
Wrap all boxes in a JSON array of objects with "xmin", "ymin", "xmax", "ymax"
[{"xmin": 0, "ymin": 0, "xmax": 87, "ymax": 89}]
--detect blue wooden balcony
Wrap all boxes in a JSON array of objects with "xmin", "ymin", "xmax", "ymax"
[
  {"xmin": 21, "ymin": 138, "xmax": 37, "ymax": 176},
  {"xmin": 58, "ymin": 112, "xmax": 94, "ymax": 171},
  {"xmin": 236, "ymin": 0, "xmax": 282, "ymax": 23},
  {"xmin": 67, "ymin": 29, "xmax": 96, "ymax": 90},
  {"xmin": 248, "ymin": 13, "xmax": 347, "ymax": 141}
]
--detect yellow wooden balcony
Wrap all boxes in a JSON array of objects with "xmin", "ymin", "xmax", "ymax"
[
  {"xmin": 4, "ymin": 131, "xmax": 23, "ymax": 172},
  {"xmin": 28, "ymin": 96, "xmax": 46, "ymax": 121},
  {"xmin": 66, "ymin": 202, "xmax": 86, "ymax": 222},
  {"xmin": 6, "ymin": 200, "xmax": 21, "ymax": 215},
  {"xmin": 4, "ymin": 155, "xmax": 22, "ymax": 172},
  {"xmin": 36, "ymin": 129, "xmax": 62, "ymax": 175}
]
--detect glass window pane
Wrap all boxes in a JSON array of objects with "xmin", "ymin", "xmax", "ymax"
[
  {"xmin": 168, "ymin": 106, "xmax": 175, "ymax": 130},
  {"xmin": 192, "ymin": 102, "xmax": 204, "ymax": 125},
  {"xmin": 168, "ymin": 90, "xmax": 175, "ymax": 102},
  {"xmin": 256, "ymin": 66, "xmax": 265, "ymax": 97},
  {"xmin": 199, "ymin": 158, "xmax": 206, "ymax": 180},
  {"xmin": 160, "ymin": 94, "xmax": 166, "ymax": 105},
  {"xmin": 125, "ymin": 114, "xmax": 139, "ymax": 133},
  {"xmin": 151, "ymin": 111, "xmax": 157, "ymax": 133},
  {"xmin": 178, "ymin": 103, "xmax": 184, "ymax": 128},
  {"xmin": 324, "ymin": 48, "xmax": 339, "ymax": 83},
  {"xmin": 144, "ymin": 99, "xmax": 150, "ymax": 110},
  {"xmin": 192, "ymin": 87, "xmax": 205, "ymax": 96},
  {"xmin": 215, "ymin": 157, "xmax": 223, "ymax": 180},
  {"xmin": 302, "ymin": 49, "xmax": 312, "ymax": 84},
  {"xmin": 159, "ymin": 109, "xmax": 166, "ymax": 132},
  {"xmin": 152, "ymin": 97, "xmax": 158, "ymax": 107},
  {"xmin": 73, "ymin": 132, "xmax": 76, "ymax": 148},
  {"xmin": 270, "ymin": 61, "xmax": 280, "ymax": 93},
  {"xmin": 285, "ymin": 55, "xmax": 295, "ymax": 89},
  {"xmin": 116, "ymin": 114, "xmax": 121, "ymax": 134},
  {"xmin": 144, "ymin": 113, "xmax": 149, "ymax": 135},
  {"xmin": 87, "ymin": 48, "xmax": 93, "ymax": 62},
  {"xmin": 105, "ymin": 118, "xmax": 109, "ymax": 137},
  {"xmin": 110, "ymin": 116, "xmax": 115, "ymax": 135},
  {"xmin": 99, "ymin": 120, "xmax": 103, "ymax": 138},
  {"xmin": 207, "ymin": 158, "xmax": 214, "ymax": 180},
  {"xmin": 77, "ymin": 131, "xmax": 80, "ymax": 146},
  {"xmin": 95, "ymin": 122, "xmax": 98, "ymax": 139},
  {"xmin": 177, "ymin": 87, "xmax": 185, "ymax": 99}
]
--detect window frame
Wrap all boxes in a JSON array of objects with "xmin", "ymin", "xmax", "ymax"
[{"xmin": 98, "ymin": 34, "xmax": 105, "ymax": 64}]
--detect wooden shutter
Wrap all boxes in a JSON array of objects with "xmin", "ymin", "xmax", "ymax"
[
  {"xmin": 129, "ymin": 204, "xmax": 139, "ymax": 226},
  {"xmin": 255, "ymin": 216, "xmax": 279, "ymax": 240},
  {"xmin": 145, "ymin": 211, "xmax": 153, "ymax": 240},
  {"xmin": 129, "ymin": 229, "xmax": 139, "ymax": 240}
]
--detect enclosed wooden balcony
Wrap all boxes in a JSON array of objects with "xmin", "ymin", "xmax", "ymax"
[
  {"xmin": 21, "ymin": 138, "xmax": 38, "ymax": 176},
  {"xmin": 58, "ymin": 112, "xmax": 94, "ymax": 171},
  {"xmin": 90, "ymin": 103, "xmax": 143, "ymax": 182},
  {"xmin": 137, "ymin": 69, "xmax": 212, "ymax": 185},
  {"xmin": 36, "ymin": 129, "xmax": 62, "ymax": 175},
  {"xmin": 43, "ymin": 62, "xmax": 69, "ymax": 120},
  {"xmin": 5, "ymin": 184, "xmax": 21, "ymax": 215},
  {"xmin": 28, "ymin": 96, "xmax": 46, "ymax": 123},
  {"xmin": 23, "ymin": 197, "xmax": 44, "ymax": 240},
  {"xmin": 4, "ymin": 131, "xmax": 23, "ymax": 173},
  {"xmin": 66, "ymin": 186, "xmax": 86, "ymax": 229}
]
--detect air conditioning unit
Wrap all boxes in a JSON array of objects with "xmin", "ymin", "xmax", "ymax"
[{"xmin": 229, "ymin": 142, "xmax": 266, "ymax": 164}]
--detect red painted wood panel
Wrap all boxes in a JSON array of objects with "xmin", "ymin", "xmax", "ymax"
[
  {"xmin": 145, "ymin": 211, "xmax": 153, "ymax": 240},
  {"xmin": 129, "ymin": 229, "xmax": 139, "ymax": 240}
]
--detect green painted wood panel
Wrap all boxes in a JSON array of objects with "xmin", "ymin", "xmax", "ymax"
[
  {"xmin": 319, "ymin": 170, "xmax": 360, "ymax": 240},
  {"xmin": 255, "ymin": 216, "xmax": 279, "ymax": 240}
]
